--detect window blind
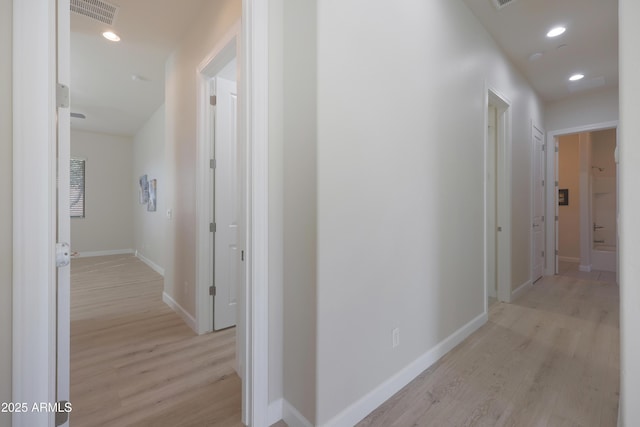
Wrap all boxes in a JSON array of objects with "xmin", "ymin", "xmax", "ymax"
[{"xmin": 70, "ymin": 158, "xmax": 85, "ymax": 218}]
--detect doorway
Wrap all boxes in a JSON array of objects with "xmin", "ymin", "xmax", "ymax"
[
  {"xmin": 547, "ymin": 122, "xmax": 619, "ymax": 282},
  {"xmin": 485, "ymin": 88, "xmax": 512, "ymax": 306}
]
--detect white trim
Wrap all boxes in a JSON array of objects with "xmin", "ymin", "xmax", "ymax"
[
  {"xmin": 244, "ymin": 0, "xmax": 270, "ymax": 425},
  {"xmin": 135, "ymin": 251, "xmax": 165, "ymax": 276},
  {"xmin": 545, "ymin": 120, "xmax": 619, "ymax": 277},
  {"xmin": 283, "ymin": 400, "xmax": 314, "ymax": 427},
  {"xmin": 558, "ymin": 256, "xmax": 580, "ymax": 263},
  {"xmin": 320, "ymin": 312, "xmax": 488, "ymax": 427},
  {"xmin": 162, "ymin": 292, "xmax": 198, "ymax": 333},
  {"xmin": 195, "ymin": 21, "xmax": 241, "ymax": 336},
  {"xmin": 12, "ymin": 0, "xmax": 58, "ymax": 425},
  {"xmin": 74, "ymin": 249, "xmax": 134, "ymax": 258},
  {"xmin": 511, "ymin": 280, "xmax": 533, "ymax": 302},
  {"xmin": 268, "ymin": 398, "xmax": 284, "ymax": 426},
  {"xmin": 579, "ymin": 264, "xmax": 593, "ymax": 272}
]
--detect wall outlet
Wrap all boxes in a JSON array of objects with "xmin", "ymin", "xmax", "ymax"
[{"xmin": 392, "ymin": 328, "xmax": 400, "ymax": 348}]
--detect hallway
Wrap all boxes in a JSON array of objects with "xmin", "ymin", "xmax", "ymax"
[{"xmin": 359, "ymin": 274, "xmax": 619, "ymax": 426}]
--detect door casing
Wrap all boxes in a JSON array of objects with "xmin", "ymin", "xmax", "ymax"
[{"xmin": 545, "ymin": 121, "xmax": 619, "ymax": 277}]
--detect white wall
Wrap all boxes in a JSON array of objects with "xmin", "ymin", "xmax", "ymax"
[
  {"xmin": 545, "ymin": 87, "xmax": 619, "ymax": 133},
  {"xmin": 314, "ymin": 0, "xmax": 543, "ymax": 424},
  {"xmin": 558, "ymin": 134, "xmax": 581, "ymax": 260},
  {"xmin": 280, "ymin": 0, "xmax": 318, "ymax": 422},
  {"xmin": 619, "ymin": 1, "xmax": 640, "ymax": 424},
  {"xmin": 133, "ymin": 105, "xmax": 166, "ymax": 272},
  {"xmin": 0, "ymin": 0, "xmax": 12, "ymax": 425},
  {"xmin": 70, "ymin": 130, "xmax": 134, "ymax": 254}
]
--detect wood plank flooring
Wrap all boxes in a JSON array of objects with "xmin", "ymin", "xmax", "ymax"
[
  {"xmin": 70, "ymin": 254, "xmax": 243, "ymax": 427},
  {"xmin": 359, "ymin": 274, "xmax": 619, "ymax": 427}
]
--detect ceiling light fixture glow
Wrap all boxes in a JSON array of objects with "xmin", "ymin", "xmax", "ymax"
[
  {"xmin": 569, "ymin": 73, "xmax": 585, "ymax": 81},
  {"xmin": 102, "ymin": 31, "xmax": 120, "ymax": 42},
  {"xmin": 546, "ymin": 26, "xmax": 566, "ymax": 38}
]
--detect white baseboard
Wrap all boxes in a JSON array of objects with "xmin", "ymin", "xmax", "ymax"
[
  {"xmin": 268, "ymin": 398, "xmax": 284, "ymax": 426},
  {"xmin": 135, "ymin": 250, "xmax": 165, "ymax": 276},
  {"xmin": 558, "ymin": 256, "xmax": 580, "ymax": 263},
  {"xmin": 162, "ymin": 291, "xmax": 198, "ymax": 333},
  {"xmin": 579, "ymin": 264, "xmax": 592, "ymax": 272},
  {"xmin": 283, "ymin": 400, "xmax": 313, "ymax": 427},
  {"xmin": 74, "ymin": 249, "xmax": 134, "ymax": 258},
  {"xmin": 511, "ymin": 279, "xmax": 533, "ymax": 302},
  {"xmin": 319, "ymin": 312, "xmax": 488, "ymax": 427}
]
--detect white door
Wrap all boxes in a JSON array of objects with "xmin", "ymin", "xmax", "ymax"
[
  {"xmin": 213, "ymin": 76, "xmax": 239, "ymax": 330},
  {"xmin": 487, "ymin": 105, "xmax": 498, "ymax": 299},
  {"xmin": 57, "ymin": 0, "xmax": 72, "ymax": 425},
  {"xmin": 532, "ymin": 125, "xmax": 545, "ymax": 283}
]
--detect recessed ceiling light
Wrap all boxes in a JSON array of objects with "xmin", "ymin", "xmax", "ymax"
[
  {"xmin": 569, "ymin": 73, "xmax": 585, "ymax": 81},
  {"xmin": 547, "ymin": 26, "xmax": 566, "ymax": 38},
  {"xmin": 102, "ymin": 31, "xmax": 120, "ymax": 42}
]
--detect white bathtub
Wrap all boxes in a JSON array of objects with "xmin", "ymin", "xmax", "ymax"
[{"xmin": 592, "ymin": 244, "xmax": 617, "ymax": 272}]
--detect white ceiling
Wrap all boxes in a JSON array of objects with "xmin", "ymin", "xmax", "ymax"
[
  {"xmin": 73, "ymin": 0, "xmax": 618, "ymax": 136},
  {"xmin": 463, "ymin": 0, "xmax": 618, "ymax": 103},
  {"xmin": 70, "ymin": 0, "xmax": 207, "ymax": 136}
]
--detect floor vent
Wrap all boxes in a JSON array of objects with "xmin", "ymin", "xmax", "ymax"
[
  {"xmin": 492, "ymin": 0, "xmax": 520, "ymax": 10},
  {"xmin": 71, "ymin": 0, "xmax": 119, "ymax": 26}
]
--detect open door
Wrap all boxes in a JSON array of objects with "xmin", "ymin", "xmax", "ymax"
[
  {"xmin": 532, "ymin": 124, "xmax": 545, "ymax": 283},
  {"xmin": 213, "ymin": 75, "xmax": 240, "ymax": 331}
]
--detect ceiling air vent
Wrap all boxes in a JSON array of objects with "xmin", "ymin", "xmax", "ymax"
[
  {"xmin": 70, "ymin": 0, "xmax": 119, "ymax": 26},
  {"xmin": 492, "ymin": 0, "xmax": 521, "ymax": 10}
]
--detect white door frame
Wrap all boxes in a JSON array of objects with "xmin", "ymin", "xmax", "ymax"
[
  {"xmin": 545, "ymin": 120, "xmax": 619, "ymax": 276},
  {"xmin": 485, "ymin": 86, "xmax": 512, "ymax": 306},
  {"xmin": 12, "ymin": 0, "xmax": 270, "ymax": 426}
]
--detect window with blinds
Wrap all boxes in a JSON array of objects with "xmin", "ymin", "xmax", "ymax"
[{"xmin": 70, "ymin": 158, "xmax": 85, "ymax": 218}]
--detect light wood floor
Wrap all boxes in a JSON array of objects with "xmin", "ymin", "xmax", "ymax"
[
  {"xmin": 70, "ymin": 254, "xmax": 243, "ymax": 427},
  {"xmin": 359, "ymin": 273, "xmax": 619, "ymax": 427}
]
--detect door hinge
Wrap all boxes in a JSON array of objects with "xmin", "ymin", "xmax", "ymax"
[
  {"xmin": 210, "ymin": 95, "xmax": 217, "ymax": 106},
  {"xmin": 555, "ymin": 181, "xmax": 559, "ymax": 187},
  {"xmin": 210, "ymin": 159, "xmax": 216, "ymax": 169},
  {"xmin": 209, "ymin": 286, "xmax": 216, "ymax": 296},
  {"xmin": 555, "ymin": 215, "xmax": 559, "ymax": 221},
  {"xmin": 210, "ymin": 222, "xmax": 216, "ymax": 233},
  {"xmin": 241, "ymin": 250, "xmax": 245, "ymax": 261},
  {"xmin": 542, "ymin": 180, "xmax": 545, "ymax": 187},
  {"xmin": 555, "ymin": 249, "xmax": 559, "ymax": 255},
  {"xmin": 541, "ymin": 250, "xmax": 545, "ymax": 257},
  {"xmin": 542, "ymin": 215, "xmax": 545, "ymax": 222},
  {"xmin": 56, "ymin": 83, "xmax": 70, "ymax": 109},
  {"xmin": 555, "ymin": 146, "xmax": 559, "ymax": 153},
  {"xmin": 497, "ymin": 226, "xmax": 502, "ymax": 232},
  {"xmin": 542, "ymin": 144, "xmax": 546, "ymax": 152}
]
